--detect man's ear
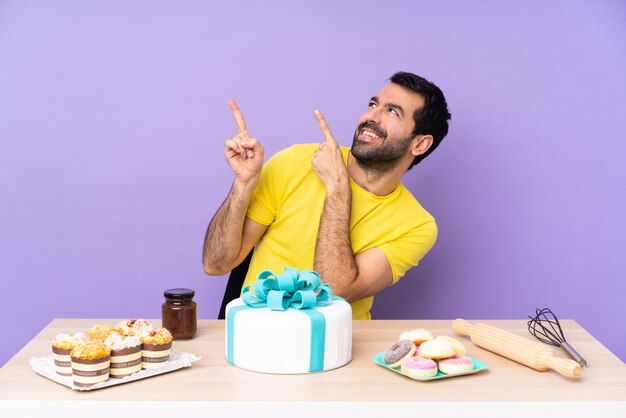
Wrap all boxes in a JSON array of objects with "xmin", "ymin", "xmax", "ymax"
[{"xmin": 411, "ymin": 135, "xmax": 433, "ymax": 156}]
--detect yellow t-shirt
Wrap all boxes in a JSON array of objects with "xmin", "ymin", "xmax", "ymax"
[{"xmin": 244, "ymin": 144, "xmax": 438, "ymax": 319}]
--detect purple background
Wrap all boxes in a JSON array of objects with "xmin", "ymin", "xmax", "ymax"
[{"xmin": 1, "ymin": 1, "xmax": 625, "ymax": 367}]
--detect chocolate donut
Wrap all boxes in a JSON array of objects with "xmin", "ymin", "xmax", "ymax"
[{"xmin": 383, "ymin": 339, "xmax": 416, "ymax": 368}]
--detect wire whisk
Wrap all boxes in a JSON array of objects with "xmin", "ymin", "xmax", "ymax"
[{"xmin": 527, "ymin": 307, "xmax": 588, "ymax": 368}]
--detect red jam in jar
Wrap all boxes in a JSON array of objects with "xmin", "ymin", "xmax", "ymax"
[{"xmin": 162, "ymin": 288, "xmax": 197, "ymax": 340}]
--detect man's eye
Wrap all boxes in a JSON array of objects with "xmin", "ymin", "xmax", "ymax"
[
  {"xmin": 368, "ymin": 102, "xmax": 376, "ymax": 108},
  {"xmin": 389, "ymin": 108, "xmax": 399, "ymax": 116}
]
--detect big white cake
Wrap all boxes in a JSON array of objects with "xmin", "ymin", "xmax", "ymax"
[{"xmin": 225, "ymin": 297, "xmax": 352, "ymax": 374}]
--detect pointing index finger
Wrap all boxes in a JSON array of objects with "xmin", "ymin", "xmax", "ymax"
[
  {"xmin": 228, "ymin": 99, "xmax": 248, "ymax": 134},
  {"xmin": 314, "ymin": 110, "xmax": 337, "ymax": 146}
]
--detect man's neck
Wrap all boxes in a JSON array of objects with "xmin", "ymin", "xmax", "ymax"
[{"xmin": 346, "ymin": 152, "xmax": 406, "ymax": 196}]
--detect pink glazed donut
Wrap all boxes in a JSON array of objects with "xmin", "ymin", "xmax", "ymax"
[
  {"xmin": 401, "ymin": 356, "xmax": 438, "ymax": 378},
  {"xmin": 383, "ymin": 339, "xmax": 416, "ymax": 368},
  {"xmin": 438, "ymin": 354, "xmax": 474, "ymax": 375}
]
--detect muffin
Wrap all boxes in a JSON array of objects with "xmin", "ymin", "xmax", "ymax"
[
  {"xmin": 140, "ymin": 328, "xmax": 173, "ymax": 369},
  {"xmin": 114, "ymin": 319, "xmax": 153, "ymax": 336},
  {"xmin": 70, "ymin": 341, "xmax": 111, "ymax": 387},
  {"xmin": 87, "ymin": 323, "xmax": 115, "ymax": 342},
  {"xmin": 105, "ymin": 333, "xmax": 142, "ymax": 378},
  {"xmin": 51, "ymin": 332, "xmax": 90, "ymax": 376}
]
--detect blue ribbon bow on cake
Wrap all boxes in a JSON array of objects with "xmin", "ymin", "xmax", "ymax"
[{"xmin": 241, "ymin": 267, "xmax": 335, "ymax": 311}]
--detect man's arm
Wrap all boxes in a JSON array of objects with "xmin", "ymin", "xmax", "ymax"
[
  {"xmin": 202, "ymin": 100, "xmax": 267, "ymax": 275},
  {"xmin": 202, "ymin": 182, "xmax": 267, "ymax": 275},
  {"xmin": 311, "ymin": 111, "xmax": 393, "ymax": 302},
  {"xmin": 314, "ymin": 186, "xmax": 393, "ymax": 302}
]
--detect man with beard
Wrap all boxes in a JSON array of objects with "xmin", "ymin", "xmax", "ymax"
[{"xmin": 203, "ymin": 72, "xmax": 451, "ymax": 320}]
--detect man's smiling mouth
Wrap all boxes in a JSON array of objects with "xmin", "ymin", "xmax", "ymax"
[{"xmin": 358, "ymin": 123, "xmax": 387, "ymax": 143}]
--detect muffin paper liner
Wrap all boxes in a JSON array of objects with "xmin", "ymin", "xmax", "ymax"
[{"xmin": 29, "ymin": 349, "xmax": 200, "ymax": 391}]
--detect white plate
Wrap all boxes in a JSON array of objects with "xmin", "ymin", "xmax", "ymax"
[{"xmin": 29, "ymin": 349, "xmax": 201, "ymax": 391}]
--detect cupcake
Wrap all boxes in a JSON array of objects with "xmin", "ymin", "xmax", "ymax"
[
  {"xmin": 70, "ymin": 341, "xmax": 111, "ymax": 387},
  {"xmin": 114, "ymin": 319, "xmax": 153, "ymax": 336},
  {"xmin": 140, "ymin": 328, "xmax": 173, "ymax": 369},
  {"xmin": 105, "ymin": 333, "xmax": 142, "ymax": 378},
  {"xmin": 87, "ymin": 323, "xmax": 115, "ymax": 342},
  {"xmin": 51, "ymin": 332, "xmax": 90, "ymax": 376}
]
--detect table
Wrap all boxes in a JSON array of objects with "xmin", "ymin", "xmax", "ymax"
[{"xmin": 1, "ymin": 319, "xmax": 625, "ymax": 417}]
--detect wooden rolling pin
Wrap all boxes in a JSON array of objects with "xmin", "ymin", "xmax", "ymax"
[{"xmin": 452, "ymin": 319, "xmax": 582, "ymax": 378}]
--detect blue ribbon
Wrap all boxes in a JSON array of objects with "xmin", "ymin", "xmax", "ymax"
[
  {"xmin": 227, "ymin": 267, "xmax": 336, "ymax": 372},
  {"xmin": 241, "ymin": 267, "xmax": 334, "ymax": 311}
]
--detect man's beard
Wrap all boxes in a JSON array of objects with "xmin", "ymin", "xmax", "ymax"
[{"xmin": 351, "ymin": 121, "xmax": 413, "ymax": 174}]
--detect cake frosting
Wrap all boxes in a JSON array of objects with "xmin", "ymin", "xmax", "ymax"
[
  {"xmin": 225, "ymin": 267, "xmax": 352, "ymax": 374},
  {"xmin": 105, "ymin": 333, "xmax": 142, "ymax": 351},
  {"xmin": 87, "ymin": 324, "xmax": 115, "ymax": 342},
  {"xmin": 71, "ymin": 341, "xmax": 111, "ymax": 359},
  {"xmin": 115, "ymin": 319, "xmax": 153, "ymax": 336},
  {"xmin": 51, "ymin": 332, "xmax": 90, "ymax": 350}
]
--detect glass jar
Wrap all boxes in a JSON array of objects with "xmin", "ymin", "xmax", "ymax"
[{"xmin": 162, "ymin": 288, "xmax": 197, "ymax": 340}]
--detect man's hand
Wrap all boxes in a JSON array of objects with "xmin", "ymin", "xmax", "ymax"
[
  {"xmin": 203, "ymin": 100, "xmax": 267, "ymax": 276},
  {"xmin": 312, "ymin": 110, "xmax": 349, "ymax": 193},
  {"xmin": 224, "ymin": 100, "xmax": 264, "ymax": 184},
  {"xmin": 311, "ymin": 110, "xmax": 357, "ymax": 297}
]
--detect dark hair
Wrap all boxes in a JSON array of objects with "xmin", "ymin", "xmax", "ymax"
[{"xmin": 389, "ymin": 72, "xmax": 451, "ymax": 169}]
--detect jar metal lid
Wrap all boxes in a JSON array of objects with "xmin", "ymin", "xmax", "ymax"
[{"xmin": 164, "ymin": 288, "xmax": 195, "ymax": 299}]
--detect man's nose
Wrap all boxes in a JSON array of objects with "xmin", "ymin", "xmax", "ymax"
[{"xmin": 365, "ymin": 106, "xmax": 382, "ymax": 123}]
